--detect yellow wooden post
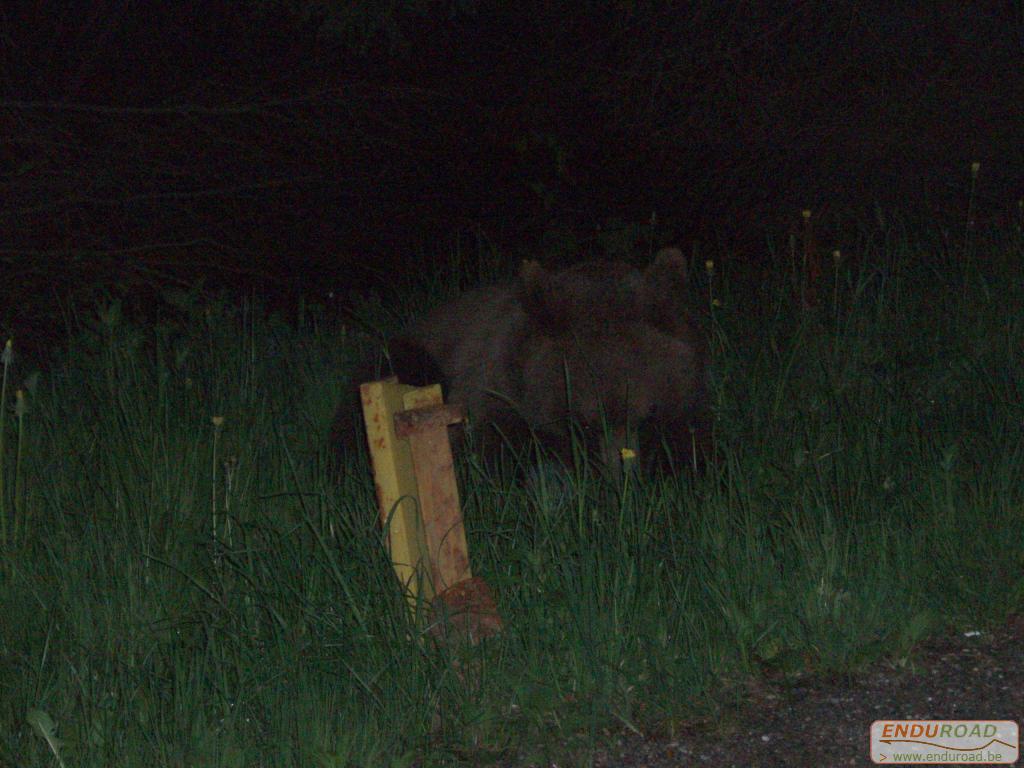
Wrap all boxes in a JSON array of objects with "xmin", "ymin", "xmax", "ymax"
[
  {"xmin": 360, "ymin": 376, "xmax": 502, "ymax": 643},
  {"xmin": 359, "ymin": 377, "xmax": 443, "ymax": 605}
]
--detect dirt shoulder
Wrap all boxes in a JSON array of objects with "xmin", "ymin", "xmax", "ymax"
[{"xmin": 513, "ymin": 617, "xmax": 1023, "ymax": 767}]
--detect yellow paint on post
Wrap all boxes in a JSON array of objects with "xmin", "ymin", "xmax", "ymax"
[{"xmin": 359, "ymin": 377, "xmax": 443, "ymax": 605}]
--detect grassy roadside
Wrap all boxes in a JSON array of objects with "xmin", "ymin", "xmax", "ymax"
[{"xmin": 1, "ymin": 222, "xmax": 1022, "ymax": 767}]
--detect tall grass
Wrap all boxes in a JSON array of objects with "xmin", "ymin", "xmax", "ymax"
[{"xmin": 2, "ymin": 220, "xmax": 1023, "ymax": 766}]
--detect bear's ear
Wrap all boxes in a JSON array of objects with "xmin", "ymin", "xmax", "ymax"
[
  {"xmin": 644, "ymin": 247, "xmax": 688, "ymax": 297},
  {"xmin": 518, "ymin": 259, "xmax": 560, "ymax": 330},
  {"xmin": 519, "ymin": 259, "xmax": 546, "ymax": 287},
  {"xmin": 643, "ymin": 246, "xmax": 691, "ymax": 331},
  {"xmin": 651, "ymin": 247, "xmax": 687, "ymax": 277}
]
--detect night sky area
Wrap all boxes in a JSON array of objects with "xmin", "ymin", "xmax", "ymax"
[{"xmin": 2, "ymin": 1, "xmax": 1023, "ymax": 344}]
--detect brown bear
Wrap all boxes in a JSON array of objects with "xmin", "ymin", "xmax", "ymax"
[{"xmin": 330, "ymin": 247, "xmax": 710, "ymax": 477}]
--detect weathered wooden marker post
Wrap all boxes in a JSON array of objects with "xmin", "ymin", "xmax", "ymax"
[{"xmin": 360, "ymin": 377, "xmax": 501, "ymax": 644}]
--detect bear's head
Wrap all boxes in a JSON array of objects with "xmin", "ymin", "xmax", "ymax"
[{"xmin": 515, "ymin": 248, "xmax": 708, "ymax": 474}]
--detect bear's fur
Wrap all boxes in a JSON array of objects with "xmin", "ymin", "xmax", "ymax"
[{"xmin": 330, "ymin": 248, "xmax": 710, "ymax": 475}]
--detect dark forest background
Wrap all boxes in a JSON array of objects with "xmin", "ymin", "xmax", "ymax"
[{"xmin": 2, "ymin": 1, "xmax": 1023, "ymax": 355}]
